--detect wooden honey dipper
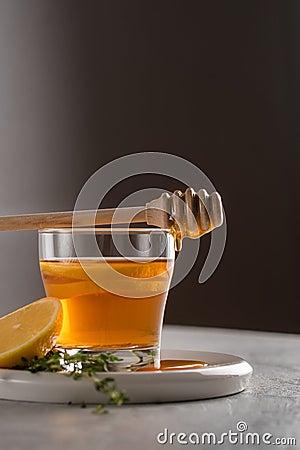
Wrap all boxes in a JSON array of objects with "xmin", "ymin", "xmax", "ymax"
[{"xmin": 0, "ymin": 188, "xmax": 223, "ymax": 248}]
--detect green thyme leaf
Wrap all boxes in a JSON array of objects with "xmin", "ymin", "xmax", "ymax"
[{"xmin": 13, "ymin": 350, "xmax": 128, "ymax": 412}]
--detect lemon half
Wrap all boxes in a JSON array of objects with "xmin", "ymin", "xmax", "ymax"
[{"xmin": 0, "ymin": 297, "xmax": 62, "ymax": 368}]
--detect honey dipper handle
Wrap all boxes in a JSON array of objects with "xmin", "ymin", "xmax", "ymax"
[{"xmin": 0, "ymin": 207, "xmax": 147, "ymax": 231}]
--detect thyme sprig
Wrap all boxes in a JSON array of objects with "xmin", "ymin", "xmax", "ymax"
[{"xmin": 13, "ymin": 350, "xmax": 128, "ymax": 413}]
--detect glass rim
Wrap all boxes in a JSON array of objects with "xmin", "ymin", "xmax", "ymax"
[{"xmin": 38, "ymin": 227, "xmax": 170, "ymax": 235}]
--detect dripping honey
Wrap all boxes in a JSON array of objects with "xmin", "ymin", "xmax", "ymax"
[{"xmin": 40, "ymin": 258, "xmax": 173, "ymax": 350}]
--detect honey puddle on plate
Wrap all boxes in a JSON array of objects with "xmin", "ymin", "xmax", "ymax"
[{"xmin": 137, "ymin": 359, "xmax": 208, "ymax": 372}]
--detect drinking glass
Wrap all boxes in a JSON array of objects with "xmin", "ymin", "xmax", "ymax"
[{"xmin": 39, "ymin": 227, "xmax": 175, "ymax": 370}]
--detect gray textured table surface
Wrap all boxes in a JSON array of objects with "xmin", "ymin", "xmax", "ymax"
[{"xmin": 0, "ymin": 325, "xmax": 299, "ymax": 450}]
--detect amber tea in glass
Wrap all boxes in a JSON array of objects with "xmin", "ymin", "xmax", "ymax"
[{"xmin": 39, "ymin": 228, "xmax": 174, "ymax": 369}]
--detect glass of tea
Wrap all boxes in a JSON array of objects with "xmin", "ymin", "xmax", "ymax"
[{"xmin": 39, "ymin": 227, "xmax": 175, "ymax": 370}]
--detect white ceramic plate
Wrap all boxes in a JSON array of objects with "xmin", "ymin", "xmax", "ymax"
[{"xmin": 0, "ymin": 350, "xmax": 253, "ymax": 404}]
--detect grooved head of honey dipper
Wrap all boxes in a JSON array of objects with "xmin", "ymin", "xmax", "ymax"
[{"xmin": 145, "ymin": 188, "xmax": 224, "ymax": 239}]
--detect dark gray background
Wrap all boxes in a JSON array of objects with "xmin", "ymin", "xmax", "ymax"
[{"xmin": 0, "ymin": 1, "xmax": 298, "ymax": 332}]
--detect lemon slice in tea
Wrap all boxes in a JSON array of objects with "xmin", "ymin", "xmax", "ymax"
[{"xmin": 0, "ymin": 297, "xmax": 62, "ymax": 368}]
